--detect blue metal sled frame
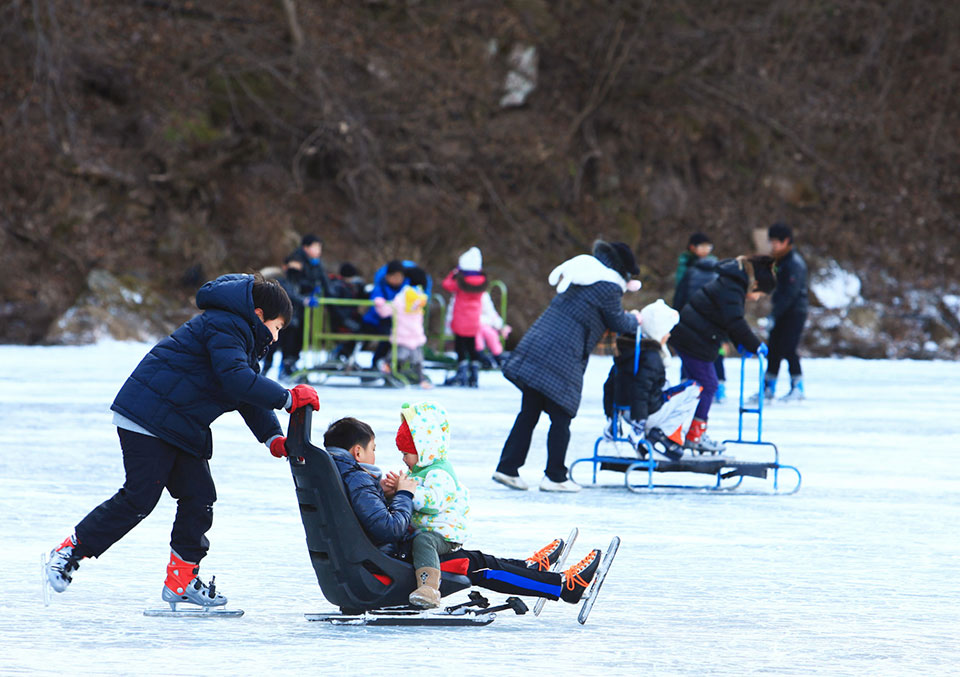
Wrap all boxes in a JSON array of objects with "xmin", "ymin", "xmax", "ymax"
[{"xmin": 569, "ymin": 355, "xmax": 801, "ymax": 494}]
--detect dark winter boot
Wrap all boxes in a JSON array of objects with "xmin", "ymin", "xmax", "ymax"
[
  {"xmin": 409, "ymin": 567, "xmax": 442, "ymax": 608},
  {"xmin": 161, "ymin": 551, "xmax": 227, "ymax": 608},
  {"xmin": 45, "ymin": 534, "xmax": 84, "ymax": 593},
  {"xmin": 443, "ymin": 361, "xmax": 469, "ymax": 387},
  {"xmin": 525, "ymin": 539, "xmax": 565, "ymax": 572},
  {"xmin": 647, "ymin": 427, "xmax": 684, "ymax": 461},
  {"xmin": 560, "ymin": 549, "xmax": 601, "ymax": 604},
  {"xmin": 467, "ymin": 361, "xmax": 480, "ymax": 388}
]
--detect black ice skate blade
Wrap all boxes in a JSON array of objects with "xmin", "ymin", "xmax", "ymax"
[
  {"xmin": 143, "ymin": 607, "xmax": 244, "ymax": 618},
  {"xmin": 305, "ymin": 609, "xmax": 495, "ymax": 626}
]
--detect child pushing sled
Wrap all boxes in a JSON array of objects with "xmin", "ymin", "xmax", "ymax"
[{"xmin": 43, "ymin": 273, "xmax": 319, "ymax": 613}]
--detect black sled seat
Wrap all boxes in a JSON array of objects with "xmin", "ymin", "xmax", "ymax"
[{"xmin": 284, "ymin": 407, "xmax": 472, "ymax": 613}]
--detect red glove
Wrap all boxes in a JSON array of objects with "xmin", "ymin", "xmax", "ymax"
[
  {"xmin": 287, "ymin": 384, "xmax": 319, "ymax": 413},
  {"xmin": 269, "ymin": 436, "xmax": 288, "ymax": 458}
]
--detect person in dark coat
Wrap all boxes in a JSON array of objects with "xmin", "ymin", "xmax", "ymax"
[
  {"xmin": 602, "ymin": 300, "xmax": 699, "ymax": 461},
  {"xmin": 763, "ymin": 222, "xmax": 809, "ymax": 402},
  {"xmin": 324, "ymin": 417, "xmax": 603, "ymax": 605},
  {"xmin": 279, "ymin": 234, "xmax": 332, "ymax": 377},
  {"xmin": 494, "ymin": 240, "xmax": 642, "ymax": 493},
  {"xmin": 44, "ymin": 273, "xmax": 321, "ymax": 609},
  {"xmin": 354, "ymin": 259, "xmax": 432, "ymax": 370},
  {"xmin": 668, "ymin": 256, "xmax": 776, "ymax": 453},
  {"xmin": 673, "ymin": 232, "xmax": 727, "ymax": 403}
]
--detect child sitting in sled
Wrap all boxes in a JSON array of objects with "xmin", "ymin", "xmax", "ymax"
[
  {"xmin": 384, "ymin": 401, "xmax": 470, "ymax": 607},
  {"xmin": 602, "ymin": 299, "xmax": 702, "ymax": 460},
  {"xmin": 325, "ymin": 415, "xmax": 603, "ymax": 608}
]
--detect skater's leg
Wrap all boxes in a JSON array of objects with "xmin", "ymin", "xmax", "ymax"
[
  {"xmin": 542, "ymin": 396, "xmax": 573, "ymax": 483},
  {"xmin": 495, "ymin": 387, "xmax": 544, "ymax": 476},
  {"xmin": 444, "ymin": 549, "xmax": 562, "ymax": 600},
  {"xmin": 778, "ymin": 312, "xmax": 806, "ymax": 378},
  {"xmin": 74, "ymin": 429, "xmax": 177, "ymax": 558},
  {"xmin": 679, "ymin": 353, "xmax": 718, "ymax": 421},
  {"xmin": 647, "ymin": 383, "xmax": 701, "ymax": 443},
  {"xmin": 410, "ymin": 532, "xmax": 458, "ymax": 608},
  {"xmin": 165, "ymin": 452, "xmax": 217, "ymax": 564}
]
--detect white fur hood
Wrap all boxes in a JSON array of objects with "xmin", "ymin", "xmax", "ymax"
[{"xmin": 548, "ymin": 255, "xmax": 627, "ymax": 293}]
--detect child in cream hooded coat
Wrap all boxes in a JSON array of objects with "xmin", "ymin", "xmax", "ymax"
[{"xmin": 392, "ymin": 401, "xmax": 470, "ymax": 607}]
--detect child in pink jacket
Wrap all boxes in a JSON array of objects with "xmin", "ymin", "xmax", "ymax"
[
  {"xmin": 442, "ymin": 247, "xmax": 488, "ymax": 387},
  {"xmin": 376, "ymin": 270, "xmax": 432, "ymax": 388}
]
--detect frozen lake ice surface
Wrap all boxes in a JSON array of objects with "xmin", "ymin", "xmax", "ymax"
[{"xmin": 2, "ymin": 341, "xmax": 959, "ymax": 676}]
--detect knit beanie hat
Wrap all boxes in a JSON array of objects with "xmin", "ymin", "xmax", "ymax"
[
  {"xmin": 592, "ymin": 240, "xmax": 639, "ymax": 278},
  {"xmin": 640, "ymin": 299, "xmax": 680, "ymax": 344},
  {"xmin": 396, "ymin": 418, "xmax": 416, "ymax": 457},
  {"xmin": 458, "ymin": 246, "xmax": 482, "ymax": 272}
]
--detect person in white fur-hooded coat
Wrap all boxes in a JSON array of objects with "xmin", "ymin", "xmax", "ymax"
[{"xmin": 494, "ymin": 240, "xmax": 642, "ymax": 493}]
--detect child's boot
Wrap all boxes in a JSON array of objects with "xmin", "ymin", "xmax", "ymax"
[
  {"xmin": 780, "ymin": 376, "xmax": 805, "ymax": 402},
  {"xmin": 443, "ymin": 361, "xmax": 469, "ymax": 387},
  {"xmin": 560, "ymin": 549, "xmax": 602, "ymax": 604},
  {"xmin": 683, "ymin": 418, "xmax": 726, "ymax": 454},
  {"xmin": 45, "ymin": 534, "xmax": 84, "ymax": 593},
  {"xmin": 525, "ymin": 538, "xmax": 565, "ymax": 571},
  {"xmin": 161, "ymin": 551, "xmax": 227, "ymax": 608},
  {"xmin": 647, "ymin": 427, "xmax": 684, "ymax": 461},
  {"xmin": 409, "ymin": 567, "xmax": 442, "ymax": 608},
  {"xmin": 467, "ymin": 361, "xmax": 480, "ymax": 388}
]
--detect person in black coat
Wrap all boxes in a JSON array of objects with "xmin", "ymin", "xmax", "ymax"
[
  {"xmin": 279, "ymin": 234, "xmax": 333, "ymax": 376},
  {"xmin": 44, "ymin": 274, "xmax": 321, "ymax": 609},
  {"xmin": 323, "ymin": 417, "xmax": 603, "ymax": 605},
  {"xmin": 668, "ymin": 256, "xmax": 776, "ymax": 453},
  {"xmin": 673, "ymin": 232, "xmax": 727, "ymax": 403},
  {"xmin": 602, "ymin": 300, "xmax": 700, "ymax": 461},
  {"xmin": 494, "ymin": 240, "xmax": 642, "ymax": 493},
  {"xmin": 763, "ymin": 222, "xmax": 809, "ymax": 401}
]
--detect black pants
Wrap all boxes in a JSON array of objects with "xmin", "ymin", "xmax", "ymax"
[
  {"xmin": 497, "ymin": 386, "xmax": 573, "ymax": 483},
  {"xmin": 441, "ymin": 549, "xmax": 561, "ymax": 600},
  {"xmin": 767, "ymin": 312, "xmax": 807, "ymax": 378},
  {"xmin": 454, "ymin": 334, "xmax": 480, "ymax": 362},
  {"xmin": 74, "ymin": 429, "xmax": 217, "ymax": 563}
]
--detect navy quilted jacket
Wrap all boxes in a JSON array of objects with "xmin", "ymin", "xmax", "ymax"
[
  {"xmin": 330, "ymin": 448, "xmax": 414, "ymax": 557},
  {"xmin": 668, "ymin": 258, "xmax": 762, "ymax": 362},
  {"xmin": 111, "ymin": 274, "xmax": 289, "ymax": 459},
  {"xmin": 504, "ymin": 277, "xmax": 638, "ymax": 417}
]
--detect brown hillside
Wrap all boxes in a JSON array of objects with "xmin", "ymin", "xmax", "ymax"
[{"xmin": 2, "ymin": 1, "xmax": 959, "ymax": 348}]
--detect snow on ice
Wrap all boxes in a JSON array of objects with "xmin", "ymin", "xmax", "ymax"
[{"xmin": 1, "ymin": 342, "xmax": 959, "ymax": 675}]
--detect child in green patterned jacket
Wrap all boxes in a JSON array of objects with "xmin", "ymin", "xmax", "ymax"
[{"xmin": 385, "ymin": 401, "xmax": 470, "ymax": 608}]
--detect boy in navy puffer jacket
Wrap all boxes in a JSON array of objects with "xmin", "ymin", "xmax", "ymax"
[{"xmin": 44, "ymin": 274, "xmax": 320, "ymax": 610}]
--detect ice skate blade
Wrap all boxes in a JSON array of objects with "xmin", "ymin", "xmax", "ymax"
[
  {"xmin": 144, "ymin": 607, "xmax": 243, "ymax": 618},
  {"xmin": 533, "ymin": 526, "xmax": 579, "ymax": 617},
  {"xmin": 40, "ymin": 552, "xmax": 51, "ymax": 607}
]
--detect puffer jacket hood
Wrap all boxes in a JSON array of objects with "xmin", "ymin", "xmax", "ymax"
[
  {"xmin": 399, "ymin": 401, "xmax": 450, "ymax": 469},
  {"xmin": 196, "ymin": 274, "xmax": 274, "ymax": 358}
]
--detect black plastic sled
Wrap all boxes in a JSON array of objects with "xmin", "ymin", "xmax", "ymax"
[{"xmin": 285, "ymin": 407, "xmax": 499, "ymax": 625}]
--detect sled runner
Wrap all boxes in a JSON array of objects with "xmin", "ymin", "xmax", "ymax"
[
  {"xmin": 570, "ymin": 355, "xmax": 801, "ymax": 494},
  {"xmin": 285, "ymin": 407, "xmax": 531, "ymax": 626}
]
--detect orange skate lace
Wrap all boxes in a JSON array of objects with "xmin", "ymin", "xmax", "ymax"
[
  {"xmin": 563, "ymin": 550, "xmax": 598, "ymax": 591},
  {"xmin": 527, "ymin": 539, "xmax": 561, "ymax": 572}
]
